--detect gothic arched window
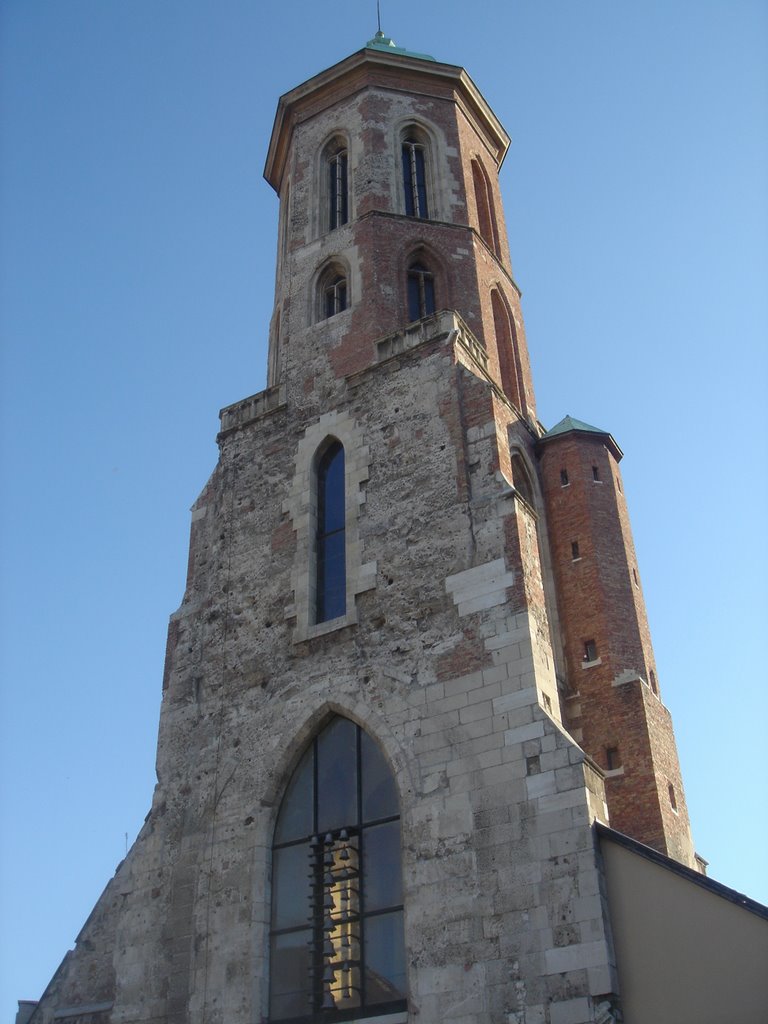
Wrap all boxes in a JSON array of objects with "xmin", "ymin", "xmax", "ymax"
[
  {"xmin": 269, "ymin": 716, "xmax": 406, "ymax": 1022},
  {"xmin": 324, "ymin": 276, "xmax": 347, "ymax": 319},
  {"xmin": 491, "ymin": 288, "xmax": 527, "ymax": 416},
  {"xmin": 315, "ymin": 441, "xmax": 346, "ymax": 622},
  {"xmin": 327, "ymin": 146, "xmax": 348, "ymax": 231},
  {"xmin": 317, "ymin": 265, "xmax": 348, "ymax": 321},
  {"xmin": 510, "ymin": 452, "xmax": 534, "ymax": 507},
  {"xmin": 471, "ymin": 158, "xmax": 500, "ymax": 258},
  {"xmin": 406, "ymin": 261, "xmax": 435, "ymax": 322},
  {"xmin": 401, "ymin": 132, "xmax": 429, "ymax": 219}
]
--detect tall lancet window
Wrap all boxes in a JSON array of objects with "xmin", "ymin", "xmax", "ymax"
[
  {"xmin": 269, "ymin": 717, "xmax": 407, "ymax": 1022},
  {"xmin": 315, "ymin": 441, "xmax": 346, "ymax": 622},
  {"xmin": 471, "ymin": 158, "xmax": 501, "ymax": 258},
  {"xmin": 401, "ymin": 135, "xmax": 429, "ymax": 218},
  {"xmin": 491, "ymin": 288, "xmax": 527, "ymax": 416},
  {"xmin": 328, "ymin": 148, "xmax": 348, "ymax": 230}
]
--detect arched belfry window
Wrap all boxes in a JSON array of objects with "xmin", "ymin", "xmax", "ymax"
[
  {"xmin": 317, "ymin": 265, "xmax": 348, "ymax": 321},
  {"xmin": 270, "ymin": 717, "xmax": 406, "ymax": 1022},
  {"xmin": 326, "ymin": 144, "xmax": 349, "ymax": 231},
  {"xmin": 401, "ymin": 131, "xmax": 429, "ymax": 219},
  {"xmin": 511, "ymin": 452, "xmax": 534, "ymax": 507},
  {"xmin": 406, "ymin": 261, "xmax": 436, "ymax": 322},
  {"xmin": 471, "ymin": 158, "xmax": 500, "ymax": 257},
  {"xmin": 315, "ymin": 441, "xmax": 346, "ymax": 622},
  {"xmin": 491, "ymin": 288, "xmax": 527, "ymax": 416}
]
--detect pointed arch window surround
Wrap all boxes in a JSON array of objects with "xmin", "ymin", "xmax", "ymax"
[{"xmin": 269, "ymin": 717, "xmax": 406, "ymax": 1022}]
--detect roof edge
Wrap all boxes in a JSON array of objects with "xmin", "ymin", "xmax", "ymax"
[{"xmin": 596, "ymin": 822, "xmax": 768, "ymax": 921}]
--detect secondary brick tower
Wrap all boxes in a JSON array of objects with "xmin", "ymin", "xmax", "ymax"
[{"xmin": 23, "ymin": 31, "xmax": 699, "ymax": 1024}]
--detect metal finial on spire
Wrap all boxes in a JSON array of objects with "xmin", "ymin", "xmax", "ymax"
[{"xmin": 377, "ymin": 0, "xmax": 382, "ymax": 34}]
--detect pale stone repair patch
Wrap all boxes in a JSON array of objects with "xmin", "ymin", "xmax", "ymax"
[{"xmin": 445, "ymin": 557, "xmax": 515, "ymax": 617}]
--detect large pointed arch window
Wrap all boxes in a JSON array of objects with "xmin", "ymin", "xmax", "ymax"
[
  {"xmin": 270, "ymin": 717, "xmax": 406, "ymax": 1022},
  {"xmin": 315, "ymin": 441, "xmax": 346, "ymax": 622}
]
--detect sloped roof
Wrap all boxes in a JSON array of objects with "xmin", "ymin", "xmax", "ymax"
[{"xmin": 538, "ymin": 414, "xmax": 623, "ymax": 461}]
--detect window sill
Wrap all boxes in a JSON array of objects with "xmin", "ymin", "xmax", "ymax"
[
  {"xmin": 581, "ymin": 657, "xmax": 602, "ymax": 669},
  {"xmin": 295, "ymin": 610, "xmax": 358, "ymax": 643},
  {"xmin": 604, "ymin": 766, "xmax": 625, "ymax": 778},
  {"xmin": 343, "ymin": 1014, "xmax": 408, "ymax": 1024}
]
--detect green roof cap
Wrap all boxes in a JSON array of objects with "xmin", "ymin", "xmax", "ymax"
[
  {"xmin": 538, "ymin": 415, "xmax": 623, "ymax": 460},
  {"xmin": 365, "ymin": 30, "xmax": 437, "ymax": 62},
  {"xmin": 542, "ymin": 415, "xmax": 609, "ymax": 439}
]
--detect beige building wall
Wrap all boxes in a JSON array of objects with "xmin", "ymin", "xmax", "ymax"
[{"xmin": 599, "ymin": 827, "xmax": 768, "ymax": 1023}]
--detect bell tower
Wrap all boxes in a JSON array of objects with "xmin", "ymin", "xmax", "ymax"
[{"xmin": 261, "ymin": 31, "xmax": 535, "ymax": 416}]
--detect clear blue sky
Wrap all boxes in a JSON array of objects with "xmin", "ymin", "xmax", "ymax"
[{"xmin": 1, "ymin": 1, "xmax": 766, "ymax": 1016}]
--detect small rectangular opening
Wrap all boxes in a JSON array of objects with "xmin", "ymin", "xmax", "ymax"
[
  {"xmin": 583, "ymin": 639, "xmax": 598, "ymax": 663},
  {"xmin": 592, "ymin": 465, "xmax": 600, "ymax": 481},
  {"xmin": 571, "ymin": 541, "xmax": 580, "ymax": 560},
  {"xmin": 606, "ymin": 746, "xmax": 620, "ymax": 771},
  {"xmin": 560, "ymin": 468, "xmax": 569, "ymax": 486}
]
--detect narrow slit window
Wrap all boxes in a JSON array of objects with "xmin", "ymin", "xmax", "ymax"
[
  {"xmin": 560, "ymin": 469, "xmax": 569, "ymax": 487},
  {"xmin": 402, "ymin": 138, "xmax": 429, "ymax": 218},
  {"xmin": 584, "ymin": 639, "xmax": 598, "ymax": 663},
  {"xmin": 668, "ymin": 783, "xmax": 678, "ymax": 811},
  {"xmin": 592, "ymin": 465, "xmax": 600, "ymax": 481},
  {"xmin": 571, "ymin": 541, "xmax": 580, "ymax": 561},
  {"xmin": 649, "ymin": 669, "xmax": 658, "ymax": 695},
  {"xmin": 606, "ymin": 746, "xmax": 621, "ymax": 771},
  {"xmin": 270, "ymin": 718, "xmax": 406, "ymax": 1021},
  {"xmin": 407, "ymin": 262, "xmax": 436, "ymax": 321},
  {"xmin": 316, "ymin": 442, "xmax": 346, "ymax": 622}
]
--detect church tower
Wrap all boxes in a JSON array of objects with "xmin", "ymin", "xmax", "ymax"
[{"xmin": 23, "ymin": 32, "xmax": 698, "ymax": 1024}]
